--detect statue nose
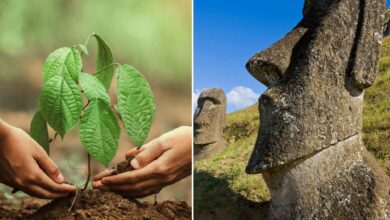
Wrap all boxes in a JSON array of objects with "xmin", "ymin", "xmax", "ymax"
[
  {"xmin": 194, "ymin": 110, "xmax": 208, "ymax": 124},
  {"xmin": 246, "ymin": 58, "xmax": 282, "ymax": 87}
]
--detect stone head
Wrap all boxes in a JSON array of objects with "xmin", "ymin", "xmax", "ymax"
[
  {"xmin": 246, "ymin": 0, "xmax": 385, "ymax": 173},
  {"xmin": 194, "ymin": 88, "xmax": 226, "ymax": 145}
]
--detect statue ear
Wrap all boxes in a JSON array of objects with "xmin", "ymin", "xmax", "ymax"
[{"xmin": 349, "ymin": 0, "xmax": 385, "ymax": 91}]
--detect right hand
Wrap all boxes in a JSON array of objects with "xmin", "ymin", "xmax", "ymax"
[
  {"xmin": 93, "ymin": 126, "xmax": 192, "ymax": 198},
  {"xmin": 0, "ymin": 120, "xmax": 76, "ymax": 199}
]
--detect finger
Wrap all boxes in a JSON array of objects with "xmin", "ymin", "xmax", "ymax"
[
  {"xmin": 34, "ymin": 147, "xmax": 64, "ymax": 184},
  {"xmin": 92, "ymin": 180, "xmax": 109, "ymax": 190},
  {"xmin": 34, "ymin": 171, "xmax": 76, "ymax": 193},
  {"xmin": 22, "ymin": 184, "xmax": 69, "ymax": 199},
  {"xmin": 125, "ymin": 148, "xmax": 144, "ymax": 159},
  {"xmin": 106, "ymin": 177, "xmax": 161, "ymax": 192},
  {"xmin": 129, "ymin": 139, "xmax": 166, "ymax": 169},
  {"xmin": 108, "ymin": 166, "xmax": 190, "ymax": 193},
  {"xmin": 92, "ymin": 180, "xmax": 103, "ymax": 188},
  {"xmin": 93, "ymin": 169, "xmax": 115, "ymax": 181},
  {"xmin": 101, "ymin": 162, "xmax": 157, "ymax": 185}
]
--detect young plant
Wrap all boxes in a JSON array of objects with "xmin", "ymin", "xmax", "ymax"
[{"xmin": 29, "ymin": 33, "xmax": 155, "ymax": 187}]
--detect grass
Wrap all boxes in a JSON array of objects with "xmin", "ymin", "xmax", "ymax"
[
  {"xmin": 194, "ymin": 131, "xmax": 270, "ymax": 219},
  {"xmin": 223, "ymin": 104, "xmax": 259, "ymax": 143},
  {"xmin": 194, "ymin": 36, "xmax": 390, "ymax": 218},
  {"xmin": 363, "ymin": 37, "xmax": 390, "ymax": 173}
]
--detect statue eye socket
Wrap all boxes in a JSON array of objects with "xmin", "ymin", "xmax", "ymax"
[{"xmin": 198, "ymin": 97, "xmax": 221, "ymax": 105}]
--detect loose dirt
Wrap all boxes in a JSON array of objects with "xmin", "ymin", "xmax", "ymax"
[{"xmin": 1, "ymin": 190, "xmax": 191, "ymax": 220}]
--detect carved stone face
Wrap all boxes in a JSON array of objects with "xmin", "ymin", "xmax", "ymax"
[
  {"xmin": 246, "ymin": 0, "xmax": 384, "ymax": 173},
  {"xmin": 193, "ymin": 88, "xmax": 226, "ymax": 145}
]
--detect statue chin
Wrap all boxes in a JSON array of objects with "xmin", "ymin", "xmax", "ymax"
[{"xmin": 194, "ymin": 139, "xmax": 227, "ymax": 160}]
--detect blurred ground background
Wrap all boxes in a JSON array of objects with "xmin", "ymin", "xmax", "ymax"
[{"xmin": 0, "ymin": 0, "xmax": 192, "ymax": 207}]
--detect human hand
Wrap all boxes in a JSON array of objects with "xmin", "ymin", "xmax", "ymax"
[
  {"xmin": 0, "ymin": 119, "xmax": 76, "ymax": 199},
  {"xmin": 92, "ymin": 126, "xmax": 192, "ymax": 198}
]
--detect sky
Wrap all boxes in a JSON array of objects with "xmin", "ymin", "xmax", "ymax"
[{"xmin": 194, "ymin": 0, "xmax": 390, "ymax": 112}]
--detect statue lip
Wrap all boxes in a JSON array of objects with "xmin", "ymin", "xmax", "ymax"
[
  {"xmin": 194, "ymin": 128, "xmax": 206, "ymax": 133},
  {"xmin": 194, "ymin": 140, "xmax": 217, "ymax": 145}
]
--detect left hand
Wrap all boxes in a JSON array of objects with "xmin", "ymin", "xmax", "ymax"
[{"xmin": 92, "ymin": 126, "xmax": 192, "ymax": 198}]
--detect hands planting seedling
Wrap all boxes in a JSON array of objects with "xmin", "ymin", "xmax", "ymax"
[{"xmin": 30, "ymin": 33, "xmax": 155, "ymax": 189}]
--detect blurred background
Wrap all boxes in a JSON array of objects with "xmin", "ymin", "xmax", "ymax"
[{"xmin": 0, "ymin": 0, "xmax": 192, "ymax": 206}]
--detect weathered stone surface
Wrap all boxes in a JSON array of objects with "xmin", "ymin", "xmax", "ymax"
[
  {"xmin": 264, "ymin": 135, "xmax": 390, "ymax": 219},
  {"xmin": 245, "ymin": 0, "xmax": 390, "ymax": 219},
  {"xmin": 193, "ymin": 88, "xmax": 227, "ymax": 160},
  {"xmin": 246, "ymin": 0, "xmax": 384, "ymax": 172}
]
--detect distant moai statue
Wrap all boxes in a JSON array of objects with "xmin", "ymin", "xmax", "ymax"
[
  {"xmin": 194, "ymin": 88, "xmax": 227, "ymax": 160},
  {"xmin": 246, "ymin": 0, "xmax": 390, "ymax": 219}
]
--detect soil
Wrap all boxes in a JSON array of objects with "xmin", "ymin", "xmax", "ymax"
[
  {"xmin": 1, "ymin": 189, "xmax": 191, "ymax": 220},
  {"xmin": 112, "ymin": 157, "xmax": 135, "ymax": 175},
  {"xmin": 0, "ymin": 198, "xmax": 45, "ymax": 220}
]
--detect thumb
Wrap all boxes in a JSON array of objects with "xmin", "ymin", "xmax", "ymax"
[
  {"xmin": 130, "ymin": 139, "xmax": 166, "ymax": 169},
  {"xmin": 34, "ymin": 147, "xmax": 64, "ymax": 184}
]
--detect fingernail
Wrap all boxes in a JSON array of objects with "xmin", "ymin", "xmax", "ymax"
[
  {"xmin": 57, "ymin": 173, "xmax": 64, "ymax": 183},
  {"xmin": 131, "ymin": 159, "xmax": 140, "ymax": 169}
]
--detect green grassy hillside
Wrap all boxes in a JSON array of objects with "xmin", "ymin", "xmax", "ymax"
[
  {"xmin": 194, "ymin": 37, "xmax": 390, "ymax": 219},
  {"xmin": 363, "ymin": 36, "xmax": 390, "ymax": 173}
]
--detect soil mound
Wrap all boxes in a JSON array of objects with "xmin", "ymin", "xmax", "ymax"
[{"xmin": 1, "ymin": 189, "xmax": 191, "ymax": 220}]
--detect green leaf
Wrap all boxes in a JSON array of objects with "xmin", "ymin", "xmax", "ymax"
[
  {"xmin": 42, "ymin": 47, "xmax": 82, "ymax": 83},
  {"xmin": 79, "ymin": 99, "xmax": 120, "ymax": 167},
  {"xmin": 93, "ymin": 34, "xmax": 114, "ymax": 91},
  {"xmin": 78, "ymin": 44, "xmax": 89, "ymax": 56},
  {"xmin": 40, "ymin": 74, "xmax": 83, "ymax": 138},
  {"xmin": 116, "ymin": 64, "xmax": 155, "ymax": 147},
  {"xmin": 30, "ymin": 111, "xmax": 50, "ymax": 154},
  {"xmin": 79, "ymin": 72, "xmax": 110, "ymax": 104}
]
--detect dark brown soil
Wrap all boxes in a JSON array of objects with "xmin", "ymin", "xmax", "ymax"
[
  {"xmin": 0, "ymin": 190, "xmax": 191, "ymax": 220},
  {"xmin": 0, "ymin": 198, "xmax": 45, "ymax": 220},
  {"xmin": 112, "ymin": 157, "xmax": 135, "ymax": 175}
]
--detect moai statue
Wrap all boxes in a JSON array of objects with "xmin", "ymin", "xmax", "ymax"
[
  {"xmin": 194, "ymin": 88, "xmax": 227, "ymax": 160},
  {"xmin": 246, "ymin": 0, "xmax": 390, "ymax": 219}
]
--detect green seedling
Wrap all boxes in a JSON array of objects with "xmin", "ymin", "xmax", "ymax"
[{"xmin": 29, "ymin": 33, "xmax": 155, "ymax": 188}]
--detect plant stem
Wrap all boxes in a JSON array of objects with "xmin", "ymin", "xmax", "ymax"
[
  {"xmin": 82, "ymin": 100, "xmax": 91, "ymax": 111},
  {"xmin": 68, "ymin": 187, "xmax": 80, "ymax": 212},
  {"xmin": 77, "ymin": 33, "xmax": 95, "ymax": 57},
  {"xmin": 83, "ymin": 153, "xmax": 91, "ymax": 190},
  {"xmin": 84, "ymin": 33, "xmax": 95, "ymax": 47}
]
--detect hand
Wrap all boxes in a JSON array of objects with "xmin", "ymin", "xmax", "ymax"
[
  {"xmin": 0, "ymin": 119, "xmax": 76, "ymax": 199},
  {"xmin": 93, "ymin": 126, "xmax": 192, "ymax": 198}
]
